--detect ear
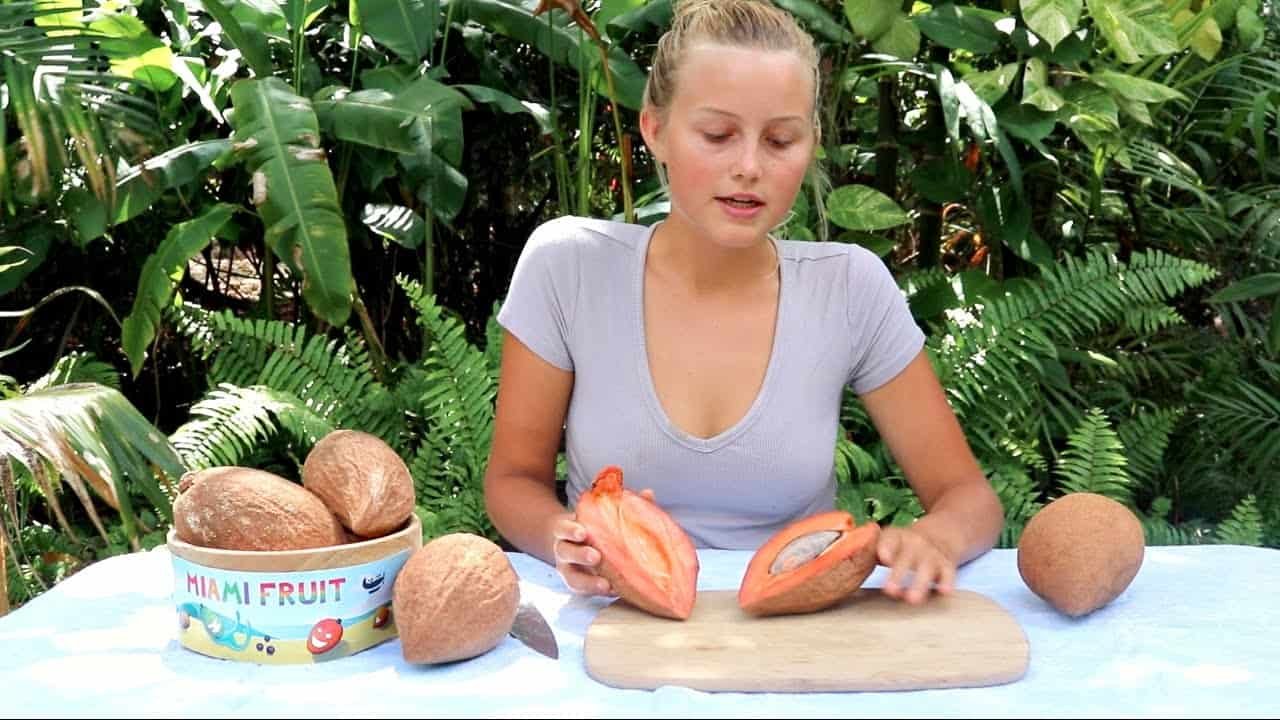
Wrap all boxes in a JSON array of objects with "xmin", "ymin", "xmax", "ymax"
[{"xmin": 639, "ymin": 105, "xmax": 666, "ymax": 164}]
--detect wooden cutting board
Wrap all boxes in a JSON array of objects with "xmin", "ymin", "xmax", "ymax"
[{"xmin": 584, "ymin": 589, "xmax": 1030, "ymax": 692}]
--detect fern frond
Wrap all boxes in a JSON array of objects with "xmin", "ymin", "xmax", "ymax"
[
  {"xmin": 484, "ymin": 300, "xmax": 504, "ymax": 379},
  {"xmin": 1053, "ymin": 407, "xmax": 1133, "ymax": 503},
  {"xmin": 398, "ymin": 276, "xmax": 499, "ymax": 542},
  {"xmin": 168, "ymin": 384, "xmax": 334, "ymax": 471},
  {"xmin": 1116, "ymin": 406, "xmax": 1184, "ymax": 490},
  {"xmin": 1215, "ymin": 495, "xmax": 1265, "ymax": 547},
  {"xmin": 1197, "ymin": 377, "xmax": 1280, "ymax": 476},
  {"xmin": 988, "ymin": 462, "xmax": 1042, "ymax": 549},
  {"xmin": 172, "ymin": 305, "xmax": 403, "ymax": 451}
]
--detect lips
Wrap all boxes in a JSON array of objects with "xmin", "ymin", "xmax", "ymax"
[{"xmin": 717, "ymin": 194, "xmax": 764, "ymax": 208}]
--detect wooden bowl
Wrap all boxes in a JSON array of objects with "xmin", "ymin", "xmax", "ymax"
[{"xmin": 167, "ymin": 514, "xmax": 422, "ymax": 664}]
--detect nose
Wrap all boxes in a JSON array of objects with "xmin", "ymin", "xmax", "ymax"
[{"xmin": 731, "ymin": 139, "xmax": 763, "ymax": 181}]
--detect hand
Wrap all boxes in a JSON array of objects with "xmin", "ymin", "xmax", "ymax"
[
  {"xmin": 876, "ymin": 526, "xmax": 956, "ymax": 605},
  {"xmin": 550, "ymin": 488, "xmax": 658, "ymax": 597}
]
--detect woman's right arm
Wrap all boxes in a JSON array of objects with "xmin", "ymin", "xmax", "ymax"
[{"xmin": 483, "ymin": 330, "xmax": 611, "ymax": 595}]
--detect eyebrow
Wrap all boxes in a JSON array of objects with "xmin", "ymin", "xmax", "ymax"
[{"xmin": 694, "ymin": 107, "xmax": 807, "ymax": 124}]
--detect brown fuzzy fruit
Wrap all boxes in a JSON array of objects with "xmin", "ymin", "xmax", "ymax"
[
  {"xmin": 575, "ymin": 465, "xmax": 700, "ymax": 620},
  {"xmin": 173, "ymin": 467, "xmax": 347, "ymax": 551},
  {"xmin": 738, "ymin": 511, "xmax": 880, "ymax": 617},
  {"xmin": 1017, "ymin": 492, "xmax": 1145, "ymax": 617},
  {"xmin": 392, "ymin": 533, "xmax": 520, "ymax": 664},
  {"xmin": 301, "ymin": 429, "xmax": 416, "ymax": 538}
]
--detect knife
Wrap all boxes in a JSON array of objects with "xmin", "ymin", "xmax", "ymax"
[{"xmin": 510, "ymin": 601, "xmax": 559, "ymax": 659}]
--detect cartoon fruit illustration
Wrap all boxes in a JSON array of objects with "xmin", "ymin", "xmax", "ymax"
[
  {"xmin": 575, "ymin": 465, "xmax": 699, "ymax": 620},
  {"xmin": 392, "ymin": 533, "xmax": 520, "ymax": 664},
  {"xmin": 173, "ymin": 466, "xmax": 347, "ymax": 551},
  {"xmin": 1017, "ymin": 492, "xmax": 1146, "ymax": 617},
  {"xmin": 307, "ymin": 618, "xmax": 344, "ymax": 655},
  {"xmin": 301, "ymin": 429, "xmax": 416, "ymax": 539},
  {"xmin": 738, "ymin": 510, "xmax": 880, "ymax": 617},
  {"xmin": 373, "ymin": 605, "xmax": 391, "ymax": 629}
]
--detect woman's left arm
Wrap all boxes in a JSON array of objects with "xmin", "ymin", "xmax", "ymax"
[{"xmin": 858, "ymin": 349, "xmax": 1005, "ymax": 604}]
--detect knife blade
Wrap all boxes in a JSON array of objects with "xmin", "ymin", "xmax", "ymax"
[{"xmin": 510, "ymin": 601, "xmax": 559, "ymax": 659}]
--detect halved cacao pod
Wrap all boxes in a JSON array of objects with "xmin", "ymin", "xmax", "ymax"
[
  {"xmin": 738, "ymin": 510, "xmax": 880, "ymax": 617},
  {"xmin": 575, "ymin": 465, "xmax": 699, "ymax": 620}
]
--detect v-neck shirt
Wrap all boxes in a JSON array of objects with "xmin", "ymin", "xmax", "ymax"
[{"xmin": 496, "ymin": 215, "xmax": 925, "ymax": 549}]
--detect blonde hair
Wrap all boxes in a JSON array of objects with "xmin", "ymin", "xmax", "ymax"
[
  {"xmin": 642, "ymin": 0, "xmax": 830, "ymax": 239},
  {"xmin": 643, "ymin": 0, "xmax": 822, "ymax": 135}
]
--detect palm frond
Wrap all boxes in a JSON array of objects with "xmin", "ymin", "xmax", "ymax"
[
  {"xmin": 27, "ymin": 351, "xmax": 121, "ymax": 391},
  {"xmin": 1197, "ymin": 376, "xmax": 1280, "ymax": 476},
  {"xmin": 0, "ymin": 383, "xmax": 186, "ymax": 550},
  {"xmin": 1116, "ymin": 406, "xmax": 1185, "ymax": 491}
]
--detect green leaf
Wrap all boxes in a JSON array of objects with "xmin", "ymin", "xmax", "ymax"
[
  {"xmin": 843, "ymin": 0, "xmax": 897, "ymax": 40},
  {"xmin": 399, "ymin": 151, "xmax": 469, "ymax": 224},
  {"xmin": 966, "ymin": 63, "xmax": 1020, "ymax": 106},
  {"xmin": 455, "ymin": 0, "xmax": 648, "ymax": 110},
  {"xmin": 359, "ymin": 0, "xmax": 438, "ymax": 64},
  {"xmin": 915, "ymin": 3, "xmax": 1003, "ymax": 54},
  {"xmin": 605, "ymin": 0, "xmax": 671, "ymax": 35},
  {"xmin": 456, "ymin": 84, "xmax": 553, "ymax": 136},
  {"xmin": 978, "ymin": 185, "xmax": 1051, "ymax": 266},
  {"xmin": 1208, "ymin": 273, "xmax": 1280, "ymax": 303},
  {"xmin": 1086, "ymin": 0, "xmax": 1178, "ymax": 64},
  {"xmin": 315, "ymin": 76, "xmax": 472, "ymax": 166},
  {"xmin": 910, "ymin": 156, "xmax": 974, "ymax": 204},
  {"xmin": 121, "ymin": 204, "xmax": 238, "ymax": 378},
  {"xmin": 86, "ymin": 14, "xmax": 177, "ymax": 92},
  {"xmin": 1236, "ymin": 2, "xmax": 1264, "ymax": 49},
  {"xmin": 284, "ymin": 0, "xmax": 327, "ymax": 32},
  {"xmin": 198, "ymin": 0, "xmax": 275, "ymax": 78},
  {"xmin": 774, "ymin": 0, "xmax": 855, "ymax": 43},
  {"xmin": 1022, "ymin": 57, "xmax": 1064, "ymax": 112},
  {"xmin": 827, "ymin": 185, "xmax": 909, "ymax": 231},
  {"xmin": 1269, "ymin": 307, "xmax": 1280, "ymax": 357},
  {"xmin": 836, "ymin": 231, "xmax": 897, "ymax": 258},
  {"xmin": 1021, "ymin": 0, "xmax": 1081, "ymax": 49},
  {"xmin": 997, "ymin": 101, "xmax": 1057, "ymax": 142},
  {"xmin": 1089, "ymin": 70, "xmax": 1185, "ymax": 104},
  {"xmin": 872, "ymin": 15, "xmax": 921, "ymax": 59},
  {"xmin": 1188, "ymin": 14, "xmax": 1222, "ymax": 61},
  {"xmin": 228, "ymin": 77, "xmax": 353, "ymax": 327}
]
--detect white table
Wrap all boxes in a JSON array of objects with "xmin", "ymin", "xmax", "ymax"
[{"xmin": 2, "ymin": 544, "xmax": 1276, "ymax": 718}]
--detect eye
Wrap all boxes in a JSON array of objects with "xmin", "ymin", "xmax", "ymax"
[
  {"xmin": 768, "ymin": 137, "xmax": 796, "ymax": 149},
  {"xmin": 702, "ymin": 132, "xmax": 731, "ymax": 143}
]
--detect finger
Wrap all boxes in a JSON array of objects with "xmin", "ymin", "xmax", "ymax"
[
  {"xmin": 553, "ymin": 538, "xmax": 601, "ymax": 569},
  {"xmin": 905, "ymin": 557, "xmax": 938, "ymax": 605},
  {"xmin": 935, "ymin": 560, "xmax": 957, "ymax": 596},
  {"xmin": 559, "ymin": 563, "xmax": 612, "ymax": 596},
  {"xmin": 554, "ymin": 518, "xmax": 588, "ymax": 544}
]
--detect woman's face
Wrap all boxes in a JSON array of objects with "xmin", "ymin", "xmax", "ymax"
[{"xmin": 641, "ymin": 43, "xmax": 816, "ymax": 250}]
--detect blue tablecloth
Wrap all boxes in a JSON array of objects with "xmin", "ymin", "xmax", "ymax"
[{"xmin": 1, "ymin": 544, "xmax": 1276, "ymax": 718}]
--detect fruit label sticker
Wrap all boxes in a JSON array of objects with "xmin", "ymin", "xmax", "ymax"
[{"xmin": 171, "ymin": 550, "xmax": 412, "ymax": 664}]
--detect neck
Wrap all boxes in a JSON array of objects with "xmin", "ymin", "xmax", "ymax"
[{"xmin": 647, "ymin": 218, "xmax": 779, "ymax": 295}]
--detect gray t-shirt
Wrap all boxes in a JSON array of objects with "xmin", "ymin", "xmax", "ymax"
[{"xmin": 496, "ymin": 215, "xmax": 925, "ymax": 550}]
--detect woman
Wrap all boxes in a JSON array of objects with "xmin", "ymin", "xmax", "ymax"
[{"xmin": 483, "ymin": 0, "xmax": 1004, "ymax": 606}]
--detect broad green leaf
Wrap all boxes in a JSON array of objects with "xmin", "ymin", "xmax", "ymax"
[
  {"xmin": 1090, "ymin": 70, "xmax": 1184, "ymax": 104},
  {"xmin": 872, "ymin": 15, "xmax": 921, "ymax": 59},
  {"xmin": 284, "ymin": 0, "xmax": 327, "ymax": 32},
  {"xmin": 359, "ymin": 0, "xmax": 438, "ymax": 64},
  {"xmin": 88, "ymin": 14, "xmax": 177, "ymax": 92},
  {"xmin": 978, "ymin": 185, "xmax": 1052, "ymax": 267},
  {"xmin": 1237, "ymin": 2, "xmax": 1264, "ymax": 50},
  {"xmin": 837, "ymin": 231, "xmax": 897, "ymax": 257},
  {"xmin": 67, "ymin": 139, "xmax": 232, "ymax": 244},
  {"xmin": 1063, "ymin": 82, "xmax": 1120, "ymax": 133},
  {"xmin": 0, "ymin": 227, "xmax": 53, "ymax": 295},
  {"xmin": 966, "ymin": 63, "xmax": 1020, "ymax": 106},
  {"xmin": 774, "ymin": 0, "xmax": 855, "ymax": 43},
  {"xmin": 1270, "ymin": 307, "xmax": 1280, "ymax": 357},
  {"xmin": 1187, "ymin": 14, "xmax": 1223, "ymax": 61},
  {"xmin": 997, "ymin": 101, "xmax": 1057, "ymax": 142},
  {"xmin": 228, "ymin": 77, "xmax": 353, "ymax": 327},
  {"xmin": 910, "ymin": 156, "xmax": 974, "ymax": 204},
  {"xmin": 362, "ymin": 204, "xmax": 425, "ymax": 248},
  {"xmin": 915, "ymin": 4, "xmax": 1003, "ymax": 54},
  {"xmin": 1022, "ymin": 58, "xmax": 1064, "ymax": 112},
  {"xmin": 827, "ymin": 185, "xmax": 909, "ymax": 231},
  {"xmin": 1086, "ymin": 0, "xmax": 1178, "ymax": 64},
  {"xmin": 32, "ymin": 0, "xmax": 81, "ymax": 37},
  {"xmin": 1208, "ymin": 273, "xmax": 1280, "ymax": 303},
  {"xmin": 1212, "ymin": 0, "xmax": 1242, "ymax": 30},
  {"xmin": 315, "ymin": 76, "xmax": 472, "ymax": 165},
  {"xmin": 1114, "ymin": 94, "xmax": 1152, "ymax": 125},
  {"xmin": 198, "ymin": 0, "xmax": 275, "ymax": 78},
  {"xmin": 605, "ymin": 0, "xmax": 671, "ymax": 35},
  {"xmin": 121, "ymin": 204, "xmax": 237, "ymax": 377},
  {"xmin": 399, "ymin": 151, "xmax": 469, "ymax": 224},
  {"xmin": 1021, "ymin": 0, "xmax": 1081, "ymax": 49},
  {"xmin": 456, "ymin": 84, "xmax": 553, "ymax": 135},
  {"xmin": 843, "ymin": 0, "xmax": 897, "ymax": 40},
  {"xmin": 454, "ymin": 0, "xmax": 648, "ymax": 110},
  {"xmin": 597, "ymin": 0, "xmax": 646, "ymax": 35}
]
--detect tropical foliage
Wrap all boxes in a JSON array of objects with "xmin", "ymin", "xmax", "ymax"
[{"xmin": 3, "ymin": 0, "xmax": 1277, "ymax": 612}]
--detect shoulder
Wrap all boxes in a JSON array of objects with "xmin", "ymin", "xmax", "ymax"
[
  {"xmin": 776, "ymin": 238, "xmax": 893, "ymax": 283},
  {"xmin": 523, "ymin": 215, "xmax": 648, "ymax": 259}
]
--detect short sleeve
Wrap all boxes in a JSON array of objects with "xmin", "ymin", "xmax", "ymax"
[
  {"xmin": 496, "ymin": 218, "xmax": 578, "ymax": 371},
  {"xmin": 846, "ymin": 248, "xmax": 926, "ymax": 394}
]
